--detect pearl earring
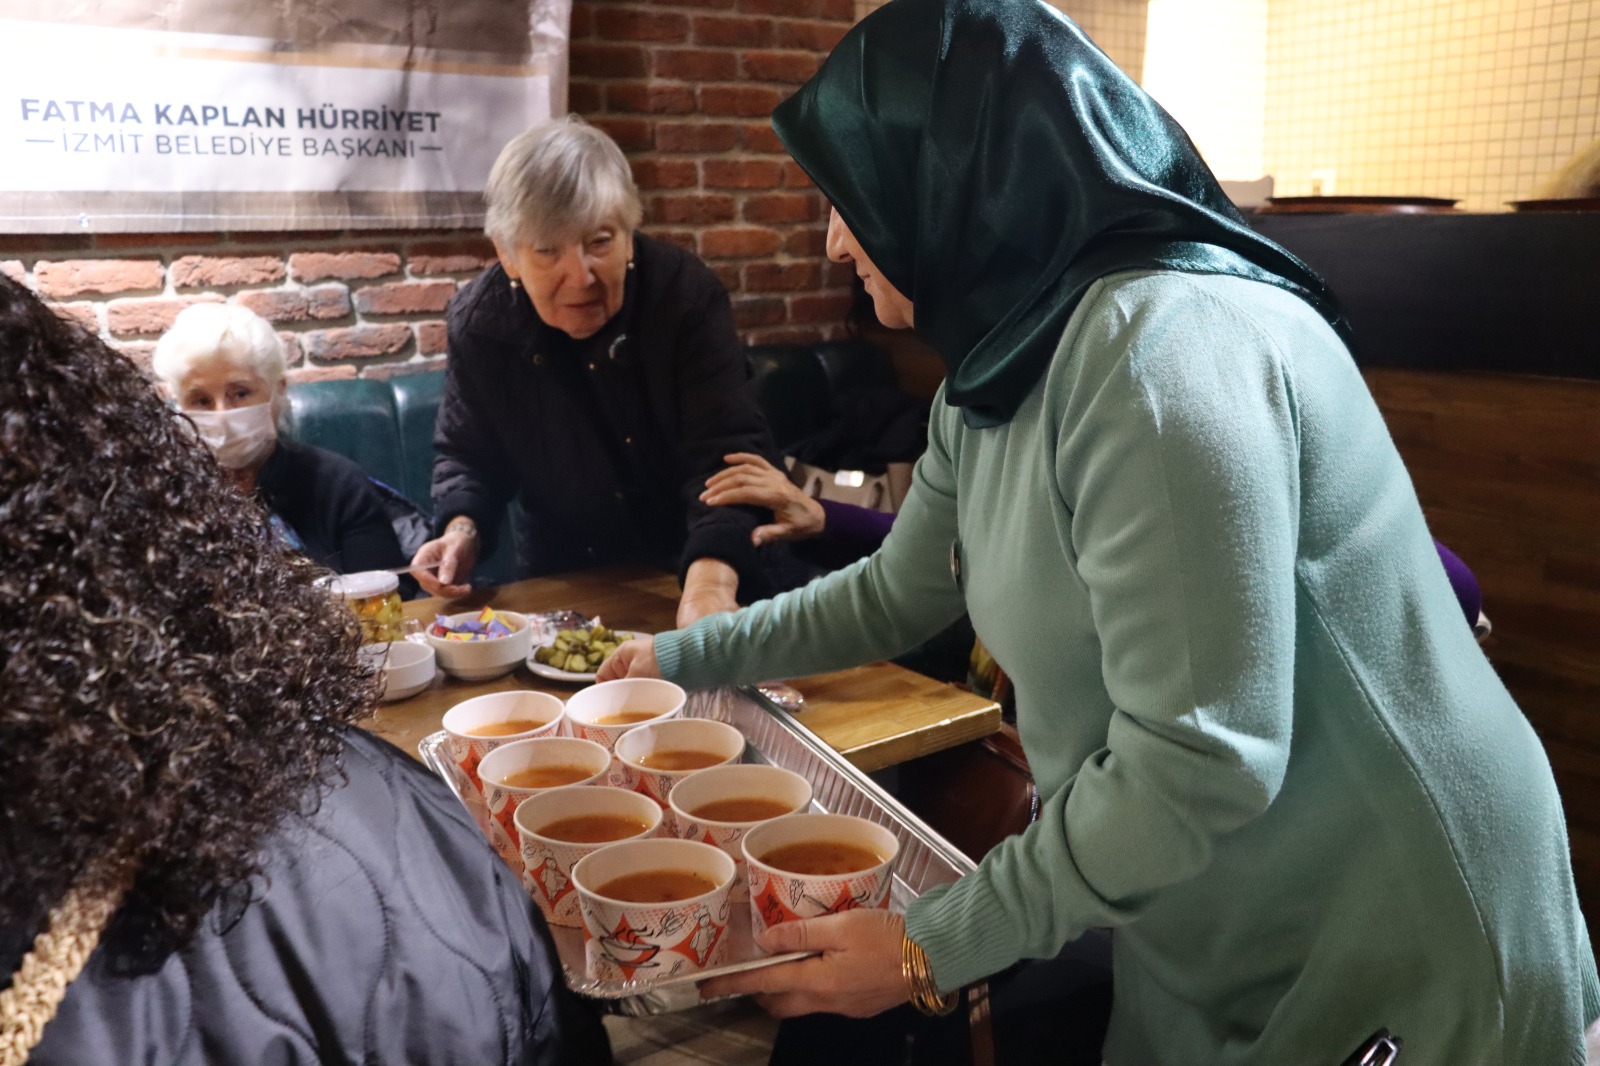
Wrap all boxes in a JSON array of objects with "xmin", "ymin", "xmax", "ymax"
[{"xmin": 508, "ymin": 277, "xmax": 522, "ymax": 291}]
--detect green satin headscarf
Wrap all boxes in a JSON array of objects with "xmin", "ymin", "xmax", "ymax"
[{"xmin": 773, "ymin": 0, "xmax": 1350, "ymax": 428}]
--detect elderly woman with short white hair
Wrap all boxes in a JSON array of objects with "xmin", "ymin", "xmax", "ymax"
[
  {"xmin": 410, "ymin": 116, "xmax": 805, "ymax": 623},
  {"xmin": 153, "ymin": 302, "xmax": 405, "ymax": 574}
]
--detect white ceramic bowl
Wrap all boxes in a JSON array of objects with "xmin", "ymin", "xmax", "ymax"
[
  {"xmin": 360, "ymin": 641, "xmax": 436, "ymax": 702},
  {"xmin": 425, "ymin": 610, "xmax": 535, "ymax": 681}
]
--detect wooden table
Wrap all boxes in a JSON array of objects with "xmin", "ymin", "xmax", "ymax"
[{"xmin": 365, "ymin": 566, "xmax": 1001, "ymax": 773}]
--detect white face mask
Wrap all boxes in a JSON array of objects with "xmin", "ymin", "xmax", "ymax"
[{"xmin": 188, "ymin": 402, "xmax": 278, "ymax": 470}]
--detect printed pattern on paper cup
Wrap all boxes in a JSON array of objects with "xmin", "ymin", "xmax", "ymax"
[
  {"xmin": 514, "ymin": 784, "xmax": 662, "ymax": 927},
  {"xmin": 522, "ymin": 841, "xmax": 583, "ymax": 925},
  {"xmin": 748, "ymin": 867, "xmax": 891, "ymax": 936},
  {"xmin": 581, "ymin": 896, "xmax": 732, "ymax": 983},
  {"xmin": 678, "ymin": 820, "xmax": 755, "ymax": 902},
  {"xmin": 635, "ymin": 769, "xmax": 682, "ymax": 807},
  {"xmin": 483, "ymin": 782, "xmax": 524, "ymax": 863},
  {"xmin": 446, "ymin": 734, "xmax": 492, "ymax": 791}
]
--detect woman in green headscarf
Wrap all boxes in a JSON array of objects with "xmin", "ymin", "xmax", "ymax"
[{"xmin": 601, "ymin": 0, "xmax": 1598, "ymax": 1061}]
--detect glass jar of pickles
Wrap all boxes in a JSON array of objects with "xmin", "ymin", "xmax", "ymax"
[{"xmin": 321, "ymin": 571, "xmax": 405, "ymax": 643}]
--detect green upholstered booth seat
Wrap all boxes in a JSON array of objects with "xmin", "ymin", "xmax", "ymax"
[
  {"xmin": 281, "ymin": 339, "xmax": 898, "ymax": 586},
  {"xmin": 282, "ymin": 374, "xmax": 447, "ymax": 515},
  {"xmin": 281, "ymin": 380, "xmax": 412, "ymax": 507},
  {"xmin": 389, "ymin": 370, "xmax": 446, "ymax": 512}
]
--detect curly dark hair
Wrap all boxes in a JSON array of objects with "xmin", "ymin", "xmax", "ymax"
[{"xmin": 0, "ymin": 277, "xmax": 377, "ymax": 963}]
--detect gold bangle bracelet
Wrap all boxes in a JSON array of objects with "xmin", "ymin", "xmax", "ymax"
[{"xmin": 901, "ymin": 934, "xmax": 959, "ymax": 1017}]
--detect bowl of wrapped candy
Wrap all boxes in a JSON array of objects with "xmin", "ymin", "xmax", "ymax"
[{"xmin": 425, "ymin": 607, "xmax": 535, "ymax": 681}]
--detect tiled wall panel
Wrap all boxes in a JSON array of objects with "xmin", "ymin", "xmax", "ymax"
[
  {"xmin": 856, "ymin": 0, "xmax": 1147, "ymax": 81},
  {"xmin": 1058, "ymin": 0, "xmax": 1150, "ymax": 82},
  {"xmin": 1265, "ymin": 0, "xmax": 1600, "ymax": 210}
]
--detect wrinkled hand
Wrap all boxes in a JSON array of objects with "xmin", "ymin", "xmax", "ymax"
[
  {"xmin": 699, "ymin": 909, "xmax": 909, "ymax": 1019},
  {"xmin": 677, "ymin": 587, "xmax": 737, "ymax": 629},
  {"xmin": 410, "ymin": 531, "xmax": 477, "ymax": 599},
  {"xmin": 677, "ymin": 558, "xmax": 739, "ymax": 628},
  {"xmin": 595, "ymin": 635, "xmax": 661, "ymax": 681},
  {"xmin": 702, "ymin": 452, "xmax": 826, "ymax": 547}
]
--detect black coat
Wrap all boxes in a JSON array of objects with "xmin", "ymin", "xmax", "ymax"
[
  {"xmin": 257, "ymin": 437, "xmax": 407, "ymax": 575},
  {"xmin": 432, "ymin": 234, "xmax": 805, "ymax": 599},
  {"xmin": 17, "ymin": 730, "xmax": 611, "ymax": 1066}
]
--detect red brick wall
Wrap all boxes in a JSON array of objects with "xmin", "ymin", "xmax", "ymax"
[
  {"xmin": 0, "ymin": 232, "xmax": 494, "ymax": 383},
  {"xmin": 0, "ymin": 0, "xmax": 859, "ymax": 379},
  {"xmin": 569, "ymin": 0, "xmax": 857, "ymax": 345}
]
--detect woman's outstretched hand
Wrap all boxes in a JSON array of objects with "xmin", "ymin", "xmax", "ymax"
[
  {"xmin": 595, "ymin": 635, "xmax": 661, "ymax": 681},
  {"xmin": 697, "ymin": 909, "xmax": 910, "ymax": 1019},
  {"xmin": 702, "ymin": 452, "xmax": 826, "ymax": 547}
]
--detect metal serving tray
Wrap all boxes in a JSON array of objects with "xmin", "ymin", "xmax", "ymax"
[{"xmin": 419, "ymin": 684, "xmax": 975, "ymax": 1016}]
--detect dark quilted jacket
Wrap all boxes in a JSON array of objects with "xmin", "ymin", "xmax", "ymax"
[
  {"xmin": 431, "ymin": 233, "xmax": 809, "ymax": 599},
  {"xmin": 18, "ymin": 730, "xmax": 612, "ymax": 1066}
]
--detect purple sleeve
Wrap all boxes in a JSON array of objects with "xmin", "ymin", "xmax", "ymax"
[
  {"xmin": 820, "ymin": 499, "xmax": 895, "ymax": 543},
  {"xmin": 806, "ymin": 499, "xmax": 895, "ymax": 569},
  {"xmin": 1433, "ymin": 539, "xmax": 1482, "ymax": 626}
]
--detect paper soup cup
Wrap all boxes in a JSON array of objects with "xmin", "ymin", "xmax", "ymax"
[
  {"xmin": 613, "ymin": 718, "xmax": 746, "ymax": 808},
  {"xmin": 742, "ymin": 813, "xmax": 899, "ymax": 938},
  {"xmin": 442, "ymin": 690, "xmax": 566, "ymax": 795},
  {"xmin": 572, "ymin": 838, "xmax": 735, "ymax": 984},
  {"xmin": 563, "ymin": 679, "xmax": 686, "ymax": 783},
  {"xmin": 477, "ymin": 737, "xmax": 610, "ymax": 865},
  {"xmin": 515, "ymin": 786, "xmax": 663, "ymax": 928},
  {"xmin": 667, "ymin": 765, "xmax": 813, "ymax": 902}
]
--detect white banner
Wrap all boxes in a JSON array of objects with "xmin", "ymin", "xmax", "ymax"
[{"xmin": 0, "ymin": 3, "xmax": 569, "ymax": 231}]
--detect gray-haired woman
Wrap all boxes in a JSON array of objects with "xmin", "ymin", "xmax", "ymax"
[
  {"xmin": 410, "ymin": 117, "xmax": 803, "ymax": 622},
  {"xmin": 153, "ymin": 302, "xmax": 406, "ymax": 575}
]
